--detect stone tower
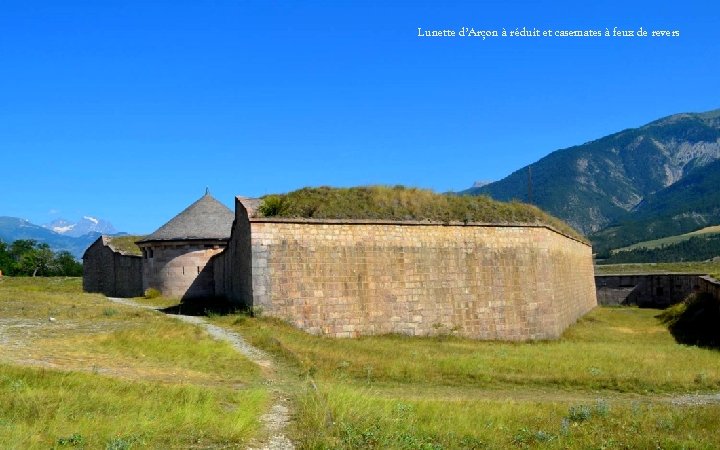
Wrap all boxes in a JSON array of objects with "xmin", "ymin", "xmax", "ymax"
[{"xmin": 136, "ymin": 192, "xmax": 233, "ymax": 300}]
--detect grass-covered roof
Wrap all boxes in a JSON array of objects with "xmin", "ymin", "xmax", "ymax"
[
  {"xmin": 106, "ymin": 235, "xmax": 144, "ymax": 256},
  {"xmin": 256, "ymin": 186, "xmax": 586, "ymax": 241}
]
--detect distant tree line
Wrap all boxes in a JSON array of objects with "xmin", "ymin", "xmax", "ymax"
[
  {"xmin": 0, "ymin": 239, "xmax": 82, "ymax": 276},
  {"xmin": 599, "ymin": 235, "xmax": 720, "ymax": 264}
]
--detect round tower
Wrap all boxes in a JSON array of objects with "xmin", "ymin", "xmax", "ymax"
[{"xmin": 136, "ymin": 192, "xmax": 233, "ymax": 300}]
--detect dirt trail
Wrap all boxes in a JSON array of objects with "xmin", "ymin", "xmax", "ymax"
[{"xmin": 107, "ymin": 297, "xmax": 294, "ymax": 450}]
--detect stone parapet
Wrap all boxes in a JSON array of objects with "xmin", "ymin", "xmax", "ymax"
[{"xmin": 228, "ymin": 215, "xmax": 596, "ymax": 341}]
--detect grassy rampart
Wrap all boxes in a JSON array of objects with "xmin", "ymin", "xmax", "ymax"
[{"xmin": 257, "ymin": 186, "xmax": 586, "ymax": 242}]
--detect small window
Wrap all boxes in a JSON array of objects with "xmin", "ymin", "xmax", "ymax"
[
  {"xmin": 656, "ymin": 286, "xmax": 664, "ymax": 296},
  {"xmin": 148, "ymin": 249, "xmax": 154, "ymax": 258}
]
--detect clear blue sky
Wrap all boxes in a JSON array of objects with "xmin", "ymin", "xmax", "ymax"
[{"xmin": 2, "ymin": 0, "xmax": 718, "ymax": 233}]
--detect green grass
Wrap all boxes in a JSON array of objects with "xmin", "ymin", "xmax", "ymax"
[
  {"xmin": 0, "ymin": 277, "xmax": 269, "ymax": 448},
  {"xmin": 106, "ymin": 235, "xmax": 145, "ymax": 256},
  {"xmin": 212, "ymin": 307, "xmax": 720, "ymax": 448},
  {"xmin": 217, "ymin": 308, "xmax": 720, "ymax": 393},
  {"xmin": 257, "ymin": 185, "xmax": 587, "ymax": 242},
  {"xmin": 0, "ymin": 364, "xmax": 267, "ymax": 449},
  {"xmin": 4, "ymin": 277, "xmax": 720, "ymax": 448},
  {"xmin": 613, "ymin": 225, "xmax": 720, "ymax": 253},
  {"xmin": 294, "ymin": 384, "xmax": 720, "ymax": 449},
  {"xmin": 0, "ymin": 276, "xmax": 81, "ymax": 293},
  {"xmin": 595, "ymin": 261, "xmax": 720, "ymax": 278}
]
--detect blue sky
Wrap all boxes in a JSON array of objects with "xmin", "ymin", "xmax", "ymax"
[{"xmin": 1, "ymin": 0, "xmax": 718, "ymax": 233}]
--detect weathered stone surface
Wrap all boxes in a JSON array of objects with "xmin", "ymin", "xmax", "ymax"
[
  {"xmin": 83, "ymin": 236, "xmax": 143, "ymax": 297},
  {"xmin": 224, "ymin": 200, "xmax": 597, "ymax": 341},
  {"xmin": 596, "ymin": 274, "xmax": 720, "ymax": 307},
  {"xmin": 139, "ymin": 240, "xmax": 225, "ymax": 300},
  {"xmin": 86, "ymin": 196, "xmax": 598, "ymax": 341}
]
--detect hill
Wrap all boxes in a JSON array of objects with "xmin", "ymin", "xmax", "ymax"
[
  {"xmin": 613, "ymin": 225, "xmax": 720, "ymax": 253},
  {"xmin": 591, "ymin": 158, "xmax": 720, "ymax": 253},
  {"xmin": 463, "ymin": 109, "xmax": 720, "ymax": 236},
  {"xmin": 0, "ymin": 217, "xmax": 100, "ymax": 259},
  {"xmin": 599, "ymin": 235, "xmax": 720, "ymax": 264},
  {"xmin": 257, "ymin": 185, "xmax": 585, "ymax": 241}
]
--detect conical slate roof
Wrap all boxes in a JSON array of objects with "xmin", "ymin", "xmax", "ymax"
[{"xmin": 137, "ymin": 193, "xmax": 234, "ymax": 242}]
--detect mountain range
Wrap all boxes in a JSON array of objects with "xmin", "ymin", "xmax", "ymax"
[
  {"xmin": 464, "ymin": 109, "xmax": 720, "ymax": 252},
  {"xmin": 0, "ymin": 216, "xmax": 119, "ymax": 259},
  {"xmin": 3, "ymin": 108, "xmax": 720, "ymax": 261},
  {"xmin": 43, "ymin": 216, "xmax": 117, "ymax": 237}
]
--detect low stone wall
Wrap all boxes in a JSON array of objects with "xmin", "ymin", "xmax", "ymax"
[
  {"xmin": 224, "ymin": 200, "xmax": 597, "ymax": 340},
  {"xmin": 594, "ymin": 274, "xmax": 704, "ymax": 308},
  {"xmin": 82, "ymin": 237, "xmax": 143, "ymax": 298},
  {"xmin": 698, "ymin": 275, "xmax": 720, "ymax": 299}
]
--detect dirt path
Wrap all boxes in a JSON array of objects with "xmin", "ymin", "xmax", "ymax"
[{"xmin": 107, "ymin": 298, "xmax": 294, "ymax": 450}]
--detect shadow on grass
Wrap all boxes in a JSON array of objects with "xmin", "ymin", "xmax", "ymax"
[
  {"xmin": 160, "ymin": 297, "xmax": 248, "ymax": 317},
  {"xmin": 658, "ymin": 292, "xmax": 720, "ymax": 349}
]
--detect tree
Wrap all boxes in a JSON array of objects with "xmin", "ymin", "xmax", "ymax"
[
  {"xmin": 53, "ymin": 251, "xmax": 83, "ymax": 276},
  {"xmin": 18, "ymin": 243, "xmax": 57, "ymax": 276},
  {"xmin": 2, "ymin": 239, "xmax": 82, "ymax": 276},
  {"xmin": 0, "ymin": 240, "xmax": 13, "ymax": 275}
]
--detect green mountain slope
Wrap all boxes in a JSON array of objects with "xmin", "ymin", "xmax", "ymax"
[
  {"xmin": 613, "ymin": 225, "xmax": 720, "ymax": 253},
  {"xmin": 464, "ymin": 109, "xmax": 720, "ymax": 235},
  {"xmin": 591, "ymin": 158, "xmax": 720, "ymax": 253}
]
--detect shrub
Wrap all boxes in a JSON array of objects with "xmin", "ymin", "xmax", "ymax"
[
  {"xmin": 594, "ymin": 399, "xmax": 610, "ymax": 417},
  {"xmin": 57, "ymin": 433, "xmax": 85, "ymax": 446},
  {"xmin": 658, "ymin": 292, "xmax": 720, "ymax": 348},
  {"xmin": 144, "ymin": 288, "xmax": 161, "ymax": 299},
  {"xmin": 568, "ymin": 404, "xmax": 592, "ymax": 422},
  {"xmin": 257, "ymin": 194, "xmax": 286, "ymax": 217}
]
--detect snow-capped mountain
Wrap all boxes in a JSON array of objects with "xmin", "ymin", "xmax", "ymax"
[
  {"xmin": 43, "ymin": 216, "xmax": 117, "ymax": 238},
  {"xmin": 0, "ymin": 217, "xmax": 102, "ymax": 258}
]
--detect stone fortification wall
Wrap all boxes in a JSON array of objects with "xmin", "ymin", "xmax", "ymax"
[
  {"xmin": 83, "ymin": 237, "xmax": 143, "ymax": 298},
  {"xmin": 594, "ymin": 274, "xmax": 720, "ymax": 309},
  {"xmin": 594, "ymin": 274, "xmax": 705, "ymax": 307},
  {"xmin": 215, "ymin": 200, "xmax": 252, "ymax": 306},
  {"xmin": 141, "ymin": 242, "xmax": 224, "ymax": 299},
  {"xmin": 225, "ymin": 199, "xmax": 596, "ymax": 340},
  {"xmin": 698, "ymin": 275, "xmax": 720, "ymax": 299}
]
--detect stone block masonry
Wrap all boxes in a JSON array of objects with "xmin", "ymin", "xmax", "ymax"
[
  {"xmin": 83, "ymin": 236, "xmax": 143, "ymax": 298},
  {"xmin": 142, "ymin": 242, "xmax": 225, "ymax": 300},
  {"xmin": 223, "ymin": 198, "xmax": 597, "ymax": 341},
  {"xmin": 595, "ymin": 274, "xmax": 705, "ymax": 307}
]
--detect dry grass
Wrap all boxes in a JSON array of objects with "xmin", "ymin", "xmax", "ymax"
[
  {"xmin": 257, "ymin": 185, "xmax": 587, "ymax": 242},
  {"xmin": 213, "ymin": 307, "xmax": 720, "ymax": 448},
  {"xmin": 0, "ymin": 277, "xmax": 269, "ymax": 448},
  {"xmin": 215, "ymin": 308, "xmax": 720, "ymax": 394}
]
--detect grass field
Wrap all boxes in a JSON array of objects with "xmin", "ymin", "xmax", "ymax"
[
  {"xmin": 2, "ymin": 277, "xmax": 720, "ymax": 448},
  {"xmin": 212, "ymin": 308, "xmax": 720, "ymax": 449},
  {"xmin": 613, "ymin": 225, "xmax": 720, "ymax": 253},
  {"xmin": 0, "ymin": 277, "xmax": 269, "ymax": 449},
  {"xmin": 595, "ymin": 261, "xmax": 720, "ymax": 279}
]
